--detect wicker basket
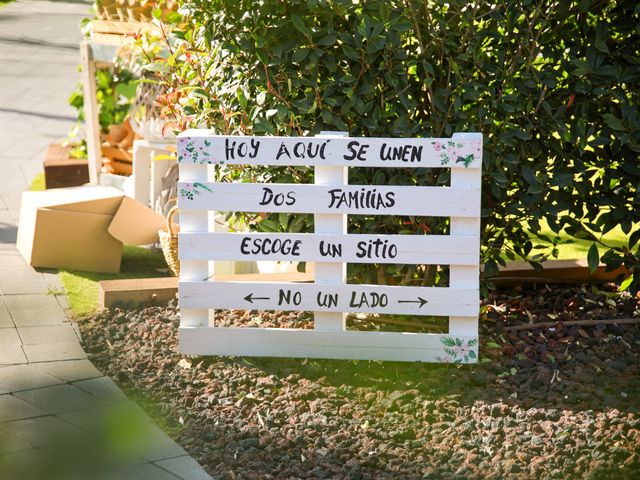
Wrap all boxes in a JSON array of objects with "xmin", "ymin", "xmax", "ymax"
[
  {"xmin": 129, "ymin": 76, "xmax": 177, "ymax": 142},
  {"xmin": 159, "ymin": 205, "xmax": 180, "ymax": 276}
]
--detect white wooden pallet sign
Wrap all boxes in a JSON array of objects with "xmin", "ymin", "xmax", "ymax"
[
  {"xmin": 179, "ymin": 233, "xmax": 480, "ymax": 265},
  {"xmin": 177, "ymin": 132, "xmax": 482, "ymax": 363},
  {"xmin": 177, "ymin": 182, "xmax": 479, "ymax": 217},
  {"xmin": 180, "ymin": 282, "xmax": 478, "ymax": 316}
]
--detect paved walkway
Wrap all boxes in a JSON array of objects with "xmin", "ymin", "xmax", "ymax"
[{"xmin": 0, "ymin": 2, "xmax": 210, "ymax": 478}]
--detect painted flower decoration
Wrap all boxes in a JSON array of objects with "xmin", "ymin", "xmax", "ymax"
[
  {"xmin": 178, "ymin": 138, "xmax": 214, "ymax": 164},
  {"xmin": 439, "ymin": 336, "xmax": 478, "ymax": 363},
  {"xmin": 431, "ymin": 140, "xmax": 479, "ymax": 167},
  {"xmin": 180, "ymin": 182, "xmax": 213, "ymax": 201}
]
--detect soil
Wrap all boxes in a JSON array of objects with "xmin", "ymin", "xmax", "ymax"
[{"xmin": 79, "ymin": 283, "xmax": 640, "ymax": 479}]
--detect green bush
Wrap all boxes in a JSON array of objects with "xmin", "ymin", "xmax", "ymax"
[
  {"xmin": 66, "ymin": 68, "xmax": 138, "ymax": 159},
  {"xmin": 161, "ymin": 0, "xmax": 640, "ymax": 289},
  {"xmin": 69, "ymin": 68, "xmax": 138, "ymax": 133}
]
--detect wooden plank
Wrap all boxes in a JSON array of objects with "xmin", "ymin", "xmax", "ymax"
[
  {"xmin": 495, "ymin": 259, "xmax": 628, "ymax": 283},
  {"xmin": 133, "ymin": 141, "xmax": 153, "ymax": 207},
  {"xmin": 98, "ymin": 270, "xmax": 316, "ymax": 309},
  {"xmin": 180, "ymin": 281, "xmax": 479, "ymax": 317},
  {"xmin": 87, "ymin": 41, "xmax": 119, "ymax": 63},
  {"xmin": 98, "ymin": 258, "xmax": 625, "ymax": 311},
  {"xmin": 178, "ymin": 232, "xmax": 480, "ymax": 265},
  {"xmin": 177, "ymin": 133, "xmax": 482, "ymax": 169},
  {"xmin": 89, "ymin": 32, "xmax": 129, "ymax": 47},
  {"xmin": 101, "ymin": 144, "xmax": 133, "ymax": 162},
  {"xmin": 43, "ymin": 143, "xmax": 72, "ymax": 164},
  {"xmin": 98, "ymin": 277, "xmax": 178, "ymax": 309},
  {"xmin": 177, "ymin": 182, "xmax": 481, "ymax": 217},
  {"xmin": 179, "ymin": 163, "xmax": 210, "ymax": 327},
  {"xmin": 103, "ymin": 158, "xmax": 132, "ymax": 175},
  {"xmin": 43, "ymin": 144, "xmax": 89, "ymax": 189},
  {"xmin": 314, "ymin": 131, "xmax": 348, "ymax": 331},
  {"xmin": 90, "ymin": 19, "xmax": 156, "ymax": 35},
  {"xmin": 449, "ymin": 133, "xmax": 482, "ymax": 336},
  {"xmin": 80, "ymin": 41, "xmax": 102, "ymax": 184},
  {"xmin": 179, "ymin": 327, "xmax": 478, "ymax": 363}
]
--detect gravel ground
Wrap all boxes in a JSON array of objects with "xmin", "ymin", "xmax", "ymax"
[{"xmin": 79, "ymin": 283, "xmax": 640, "ymax": 479}]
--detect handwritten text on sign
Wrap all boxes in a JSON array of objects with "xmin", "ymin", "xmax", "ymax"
[
  {"xmin": 179, "ymin": 233, "xmax": 480, "ymax": 265},
  {"xmin": 180, "ymin": 281, "xmax": 479, "ymax": 317},
  {"xmin": 178, "ymin": 182, "xmax": 480, "ymax": 217},
  {"xmin": 177, "ymin": 132, "xmax": 482, "ymax": 362},
  {"xmin": 178, "ymin": 135, "xmax": 482, "ymax": 169}
]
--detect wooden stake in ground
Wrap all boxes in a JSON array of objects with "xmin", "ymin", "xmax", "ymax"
[{"xmin": 503, "ymin": 317, "xmax": 640, "ymax": 332}]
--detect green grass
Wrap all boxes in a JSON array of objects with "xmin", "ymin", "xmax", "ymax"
[
  {"xmin": 530, "ymin": 220, "xmax": 628, "ymax": 260},
  {"xmin": 60, "ymin": 245, "xmax": 171, "ymax": 317},
  {"xmin": 28, "ymin": 172, "xmax": 45, "ymax": 191},
  {"xmin": 27, "ymin": 172, "xmax": 172, "ymax": 316},
  {"xmin": 0, "ymin": 0, "xmax": 15, "ymax": 8}
]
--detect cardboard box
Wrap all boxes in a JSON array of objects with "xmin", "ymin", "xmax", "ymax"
[
  {"xmin": 43, "ymin": 144, "xmax": 89, "ymax": 189},
  {"xmin": 17, "ymin": 186, "xmax": 166, "ymax": 273}
]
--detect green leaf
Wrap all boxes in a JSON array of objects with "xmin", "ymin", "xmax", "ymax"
[
  {"xmin": 278, "ymin": 213, "xmax": 290, "ymax": 230},
  {"xmin": 513, "ymin": 128, "xmax": 531, "ymax": 140},
  {"xmin": 629, "ymin": 229, "xmax": 640, "ymax": 249},
  {"xmin": 522, "ymin": 166, "xmax": 539, "ymax": 186},
  {"xmin": 291, "ymin": 15, "xmax": 311, "ymax": 37},
  {"xmin": 603, "ymin": 114, "xmax": 625, "ymax": 131},
  {"xmin": 115, "ymin": 81, "xmax": 137, "ymax": 100},
  {"xmin": 317, "ymin": 35, "xmax": 336, "ymax": 46},
  {"xmin": 587, "ymin": 243, "xmax": 599, "ymax": 273},
  {"xmin": 193, "ymin": 182, "xmax": 212, "ymax": 193},
  {"xmin": 484, "ymin": 260, "xmax": 499, "ymax": 279},
  {"xmin": 619, "ymin": 275, "xmax": 634, "ymax": 292},
  {"xmin": 440, "ymin": 337, "xmax": 456, "ymax": 347},
  {"xmin": 594, "ymin": 39, "xmax": 609, "ymax": 53},
  {"xmin": 292, "ymin": 48, "xmax": 310, "ymax": 62},
  {"xmin": 341, "ymin": 44, "xmax": 360, "ymax": 61},
  {"xmin": 258, "ymin": 218, "xmax": 278, "ymax": 232}
]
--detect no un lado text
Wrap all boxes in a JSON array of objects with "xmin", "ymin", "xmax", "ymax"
[
  {"xmin": 276, "ymin": 289, "xmax": 389, "ymax": 309},
  {"xmin": 224, "ymin": 139, "xmax": 424, "ymax": 163}
]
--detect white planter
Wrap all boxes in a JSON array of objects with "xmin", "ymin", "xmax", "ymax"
[{"xmin": 256, "ymin": 260, "xmax": 300, "ymax": 274}]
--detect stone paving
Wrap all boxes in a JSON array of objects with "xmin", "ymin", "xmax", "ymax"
[{"xmin": 0, "ymin": 1, "xmax": 211, "ymax": 478}]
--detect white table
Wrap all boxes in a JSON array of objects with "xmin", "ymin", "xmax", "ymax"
[{"xmin": 132, "ymin": 138, "xmax": 175, "ymax": 209}]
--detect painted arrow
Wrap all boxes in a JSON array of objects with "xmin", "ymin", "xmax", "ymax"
[
  {"xmin": 397, "ymin": 297, "xmax": 429, "ymax": 308},
  {"xmin": 244, "ymin": 293, "xmax": 271, "ymax": 304}
]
